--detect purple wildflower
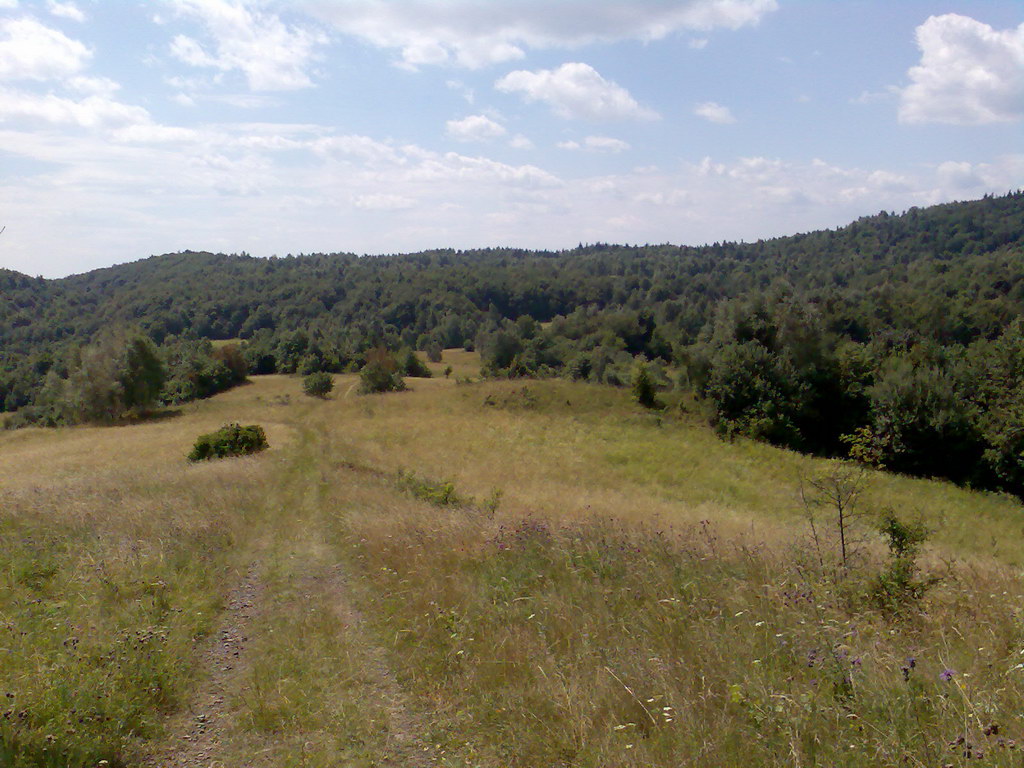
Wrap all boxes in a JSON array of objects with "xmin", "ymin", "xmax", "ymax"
[{"xmin": 940, "ymin": 668, "xmax": 955, "ymax": 682}]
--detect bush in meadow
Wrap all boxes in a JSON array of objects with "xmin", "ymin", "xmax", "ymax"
[
  {"xmin": 188, "ymin": 423, "xmax": 268, "ymax": 461},
  {"xmin": 302, "ymin": 371, "xmax": 334, "ymax": 398}
]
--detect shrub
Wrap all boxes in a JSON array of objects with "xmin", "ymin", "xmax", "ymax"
[
  {"xmin": 872, "ymin": 510, "xmax": 932, "ymax": 608},
  {"xmin": 358, "ymin": 348, "xmax": 407, "ymax": 395},
  {"xmin": 302, "ymin": 371, "xmax": 334, "ymax": 398},
  {"xmin": 399, "ymin": 348, "xmax": 432, "ymax": 378},
  {"xmin": 631, "ymin": 360, "xmax": 661, "ymax": 409},
  {"xmin": 396, "ymin": 470, "xmax": 465, "ymax": 506},
  {"xmin": 188, "ymin": 423, "xmax": 268, "ymax": 462}
]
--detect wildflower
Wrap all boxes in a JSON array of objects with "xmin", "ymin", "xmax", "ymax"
[{"xmin": 940, "ymin": 668, "xmax": 955, "ymax": 682}]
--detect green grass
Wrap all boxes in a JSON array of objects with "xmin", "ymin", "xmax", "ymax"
[
  {"xmin": 345, "ymin": 507, "xmax": 1024, "ymax": 766},
  {"xmin": 1, "ymin": 367, "xmax": 1022, "ymax": 766},
  {"xmin": 0, "ymin": 458, "xmax": 264, "ymax": 766}
]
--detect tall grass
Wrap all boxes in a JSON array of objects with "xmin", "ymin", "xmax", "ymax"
[
  {"xmin": 344, "ymin": 502, "xmax": 1024, "ymax": 766},
  {"xmin": 0, "ymin": 462, "xmax": 264, "ymax": 766},
  {"xmin": 2, "ymin": 366, "xmax": 1022, "ymax": 766},
  {"xmin": 0, "ymin": 377, "xmax": 295, "ymax": 766}
]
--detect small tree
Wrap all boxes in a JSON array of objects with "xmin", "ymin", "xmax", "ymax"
[
  {"xmin": 358, "ymin": 348, "xmax": 407, "ymax": 394},
  {"xmin": 425, "ymin": 342, "xmax": 443, "ymax": 363},
  {"xmin": 631, "ymin": 360, "xmax": 661, "ymax": 409},
  {"xmin": 873, "ymin": 511, "xmax": 932, "ymax": 607},
  {"xmin": 302, "ymin": 371, "xmax": 334, "ymax": 398},
  {"xmin": 799, "ymin": 461, "xmax": 868, "ymax": 572},
  {"xmin": 399, "ymin": 348, "xmax": 432, "ymax": 378}
]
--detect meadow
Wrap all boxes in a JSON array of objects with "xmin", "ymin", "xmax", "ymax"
[{"xmin": 1, "ymin": 352, "xmax": 1022, "ymax": 767}]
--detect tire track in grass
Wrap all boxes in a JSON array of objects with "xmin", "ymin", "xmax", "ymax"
[
  {"xmin": 318, "ymin": 561, "xmax": 438, "ymax": 768},
  {"xmin": 143, "ymin": 562, "xmax": 263, "ymax": 768},
  {"xmin": 146, "ymin": 406, "xmax": 440, "ymax": 767}
]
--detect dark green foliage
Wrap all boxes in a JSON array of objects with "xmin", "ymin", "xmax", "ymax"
[
  {"xmin": 399, "ymin": 348, "xmax": 432, "ymax": 378},
  {"xmin": 480, "ymin": 330, "xmax": 523, "ymax": 374},
  {"xmin": 864, "ymin": 348, "xmax": 984, "ymax": 483},
  {"xmin": 873, "ymin": 511, "xmax": 932, "ymax": 608},
  {"xmin": 161, "ymin": 338, "xmax": 247, "ymax": 405},
  {"xmin": 3, "ymin": 192, "xmax": 1024, "ymax": 493},
  {"xmin": 700, "ymin": 340, "xmax": 804, "ymax": 444},
  {"xmin": 425, "ymin": 342, "xmax": 443, "ymax": 363},
  {"xmin": 302, "ymin": 371, "xmax": 334, "ymax": 398},
  {"xmin": 7, "ymin": 335, "xmax": 168, "ymax": 427},
  {"xmin": 187, "ymin": 423, "xmax": 268, "ymax": 462},
  {"xmin": 120, "ymin": 337, "xmax": 166, "ymax": 412},
  {"xmin": 631, "ymin": 361, "xmax": 661, "ymax": 409},
  {"xmin": 358, "ymin": 348, "xmax": 407, "ymax": 394}
]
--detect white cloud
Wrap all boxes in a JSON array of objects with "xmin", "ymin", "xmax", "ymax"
[
  {"xmin": 688, "ymin": 37, "xmax": 709, "ymax": 49},
  {"xmin": 866, "ymin": 170, "xmax": 912, "ymax": 192},
  {"xmin": 0, "ymin": 87, "xmax": 150, "ymax": 128},
  {"xmin": 446, "ymin": 114, "xmax": 507, "ymax": 142},
  {"xmin": 445, "ymin": 79, "xmax": 475, "ymax": 103},
  {"xmin": 112, "ymin": 124, "xmax": 202, "ymax": 144},
  {"xmin": 354, "ymin": 193, "xmax": 416, "ymax": 211},
  {"xmin": 0, "ymin": 17, "xmax": 90, "ymax": 81},
  {"xmin": 496, "ymin": 62, "xmax": 658, "ymax": 121},
  {"xmin": 558, "ymin": 135, "xmax": 630, "ymax": 152},
  {"xmin": 636, "ymin": 188, "xmax": 690, "ymax": 206},
  {"xmin": 0, "ymin": 0, "xmax": 18, "ymax": 8},
  {"xmin": 169, "ymin": 0, "xmax": 328, "ymax": 91},
  {"xmin": 508, "ymin": 134, "xmax": 534, "ymax": 150},
  {"xmin": 68, "ymin": 75, "xmax": 120, "ymax": 96},
  {"xmin": 694, "ymin": 101, "xmax": 736, "ymax": 124},
  {"xmin": 851, "ymin": 86, "xmax": 898, "ymax": 105},
  {"xmin": 404, "ymin": 151, "xmax": 561, "ymax": 188},
  {"xmin": 302, "ymin": 0, "xmax": 777, "ymax": 69},
  {"xmin": 935, "ymin": 160, "xmax": 985, "ymax": 190},
  {"xmin": 899, "ymin": 14, "xmax": 1024, "ymax": 125},
  {"xmin": 47, "ymin": 1, "xmax": 85, "ymax": 22}
]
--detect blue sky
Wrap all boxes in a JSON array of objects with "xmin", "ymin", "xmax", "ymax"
[{"xmin": 0, "ymin": 0, "xmax": 1021, "ymax": 277}]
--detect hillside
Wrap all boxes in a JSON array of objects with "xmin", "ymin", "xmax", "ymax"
[
  {"xmin": 1, "ymin": 365, "xmax": 1021, "ymax": 766},
  {"xmin": 3, "ymin": 191, "xmax": 1024, "ymax": 497},
  {"xmin": 3, "ymin": 191, "xmax": 1023, "ymax": 388}
]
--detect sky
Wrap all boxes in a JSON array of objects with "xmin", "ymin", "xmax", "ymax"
[{"xmin": 0, "ymin": 0, "xmax": 1021, "ymax": 278}]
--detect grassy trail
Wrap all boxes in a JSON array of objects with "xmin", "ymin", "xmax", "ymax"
[
  {"xmin": 142, "ymin": 402, "xmax": 439, "ymax": 767},
  {"xmin": 2, "ymin": 369, "xmax": 1023, "ymax": 767}
]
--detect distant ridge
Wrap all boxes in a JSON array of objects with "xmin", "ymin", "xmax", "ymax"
[{"xmin": 3, "ymin": 190, "xmax": 1023, "ymax": 412}]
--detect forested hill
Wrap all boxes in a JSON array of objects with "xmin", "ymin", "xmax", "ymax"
[
  {"xmin": 3, "ymin": 191, "xmax": 1024, "ymax": 495},
  {"xmin": 4, "ymin": 191, "xmax": 1023, "ymax": 354}
]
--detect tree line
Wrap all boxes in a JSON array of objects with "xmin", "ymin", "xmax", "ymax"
[{"xmin": 1, "ymin": 191, "xmax": 1022, "ymax": 493}]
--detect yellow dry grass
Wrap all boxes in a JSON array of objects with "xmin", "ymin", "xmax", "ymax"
[
  {"xmin": 3, "ymin": 369, "xmax": 1023, "ymax": 767},
  {"xmin": 312, "ymin": 368, "xmax": 1024, "ymax": 566}
]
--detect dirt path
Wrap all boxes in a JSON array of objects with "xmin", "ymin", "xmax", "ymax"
[
  {"xmin": 143, "ymin": 562, "xmax": 263, "ymax": 768},
  {"xmin": 144, "ymin": 416, "xmax": 439, "ymax": 767}
]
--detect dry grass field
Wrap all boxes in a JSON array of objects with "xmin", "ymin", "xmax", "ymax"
[{"xmin": 2, "ymin": 350, "xmax": 1023, "ymax": 767}]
